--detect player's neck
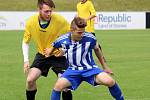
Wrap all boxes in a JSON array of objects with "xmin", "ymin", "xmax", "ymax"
[
  {"xmin": 38, "ymin": 16, "xmax": 51, "ymax": 29},
  {"xmin": 71, "ymin": 34, "xmax": 81, "ymax": 43},
  {"xmin": 81, "ymin": 0, "xmax": 87, "ymax": 4},
  {"xmin": 39, "ymin": 17, "xmax": 48, "ymax": 23},
  {"xmin": 71, "ymin": 35, "xmax": 77, "ymax": 42}
]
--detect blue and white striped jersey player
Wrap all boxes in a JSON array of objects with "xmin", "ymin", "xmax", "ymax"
[{"xmin": 44, "ymin": 17, "xmax": 124, "ymax": 100}]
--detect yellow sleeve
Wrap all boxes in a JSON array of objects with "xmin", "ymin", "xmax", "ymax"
[
  {"xmin": 23, "ymin": 20, "xmax": 31, "ymax": 43},
  {"xmin": 58, "ymin": 17, "xmax": 70, "ymax": 35},
  {"xmin": 76, "ymin": 3, "xmax": 80, "ymax": 16},
  {"xmin": 88, "ymin": 1, "xmax": 96, "ymax": 16},
  {"xmin": 60, "ymin": 21, "xmax": 70, "ymax": 34}
]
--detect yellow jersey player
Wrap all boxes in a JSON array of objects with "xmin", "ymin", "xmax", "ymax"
[
  {"xmin": 22, "ymin": 0, "xmax": 72, "ymax": 100},
  {"xmin": 77, "ymin": 0, "xmax": 96, "ymax": 33},
  {"xmin": 77, "ymin": 0, "xmax": 110, "ymax": 65}
]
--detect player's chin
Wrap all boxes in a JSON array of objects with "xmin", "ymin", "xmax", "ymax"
[
  {"xmin": 45, "ymin": 17, "xmax": 50, "ymax": 21},
  {"xmin": 78, "ymin": 37, "xmax": 82, "ymax": 41}
]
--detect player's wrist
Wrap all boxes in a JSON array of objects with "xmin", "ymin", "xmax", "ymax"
[
  {"xmin": 24, "ymin": 58, "xmax": 29, "ymax": 63},
  {"xmin": 24, "ymin": 60, "xmax": 29, "ymax": 65}
]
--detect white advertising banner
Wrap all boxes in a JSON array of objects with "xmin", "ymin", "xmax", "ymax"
[
  {"xmin": 0, "ymin": 11, "xmax": 36, "ymax": 30},
  {"xmin": 0, "ymin": 11, "xmax": 146, "ymax": 30},
  {"xmin": 0, "ymin": 11, "xmax": 76, "ymax": 30},
  {"xmin": 94, "ymin": 12, "xmax": 146, "ymax": 30}
]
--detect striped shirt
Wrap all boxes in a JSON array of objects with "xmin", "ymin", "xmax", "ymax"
[{"xmin": 52, "ymin": 32, "xmax": 99, "ymax": 70}]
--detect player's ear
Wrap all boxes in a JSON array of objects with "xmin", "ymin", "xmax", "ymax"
[
  {"xmin": 70, "ymin": 26, "xmax": 76, "ymax": 32},
  {"xmin": 38, "ymin": 7, "xmax": 41, "ymax": 12},
  {"xmin": 70, "ymin": 29, "xmax": 73, "ymax": 32}
]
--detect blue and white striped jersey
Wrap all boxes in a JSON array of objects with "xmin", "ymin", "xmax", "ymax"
[{"xmin": 52, "ymin": 32, "xmax": 99, "ymax": 70}]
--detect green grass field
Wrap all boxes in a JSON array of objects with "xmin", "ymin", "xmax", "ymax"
[{"xmin": 0, "ymin": 30, "xmax": 150, "ymax": 100}]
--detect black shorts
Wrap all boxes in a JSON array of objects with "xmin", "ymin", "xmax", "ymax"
[
  {"xmin": 31, "ymin": 53, "xmax": 68, "ymax": 77},
  {"xmin": 91, "ymin": 32, "xmax": 96, "ymax": 36}
]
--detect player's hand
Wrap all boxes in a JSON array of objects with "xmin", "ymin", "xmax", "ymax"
[
  {"xmin": 84, "ymin": 18, "xmax": 88, "ymax": 22},
  {"xmin": 54, "ymin": 49, "xmax": 65, "ymax": 57},
  {"xmin": 103, "ymin": 67, "xmax": 114, "ymax": 75},
  {"xmin": 24, "ymin": 61, "xmax": 30, "ymax": 75},
  {"xmin": 44, "ymin": 48, "xmax": 53, "ymax": 57}
]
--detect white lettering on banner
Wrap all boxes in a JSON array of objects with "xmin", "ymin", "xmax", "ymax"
[{"xmin": 0, "ymin": 11, "xmax": 146, "ymax": 30}]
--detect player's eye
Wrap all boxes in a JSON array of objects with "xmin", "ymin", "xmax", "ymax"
[{"xmin": 44, "ymin": 10, "xmax": 52, "ymax": 14}]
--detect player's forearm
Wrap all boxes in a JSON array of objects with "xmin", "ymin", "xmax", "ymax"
[
  {"xmin": 96, "ymin": 52, "xmax": 107, "ymax": 68},
  {"xmin": 94, "ymin": 46, "xmax": 108, "ymax": 69},
  {"xmin": 44, "ymin": 46, "xmax": 55, "ymax": 57},
  {"xmin": 22, "ymin": 41, "xmax": 29, "ymax": 62},
  {"xmin": 87, "ymin": 15, "xmax": 96, "ymax": 20},
  {"xmin": 59, "ymin": 48, "xmax": 66, "ymax": 55},
  {"xmin": 98, "ymin": 57, "xmax": 108, "ymax": 69},
  {"xmin": 49, "ymin": 46, "xmax": 55, "ymax": 55}
]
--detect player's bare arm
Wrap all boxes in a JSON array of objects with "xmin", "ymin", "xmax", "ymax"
[
  {"xmin": 44, "ymin": 47, "xmax": 65, "ymax": 57},
  {"xmin": 22, "ymin": 41, "xmax": 30, "ymax": 75},
  {"xmin": 54, "ymin": 48, "xmax": 65, "ymax": 57},
  {"xmin": 43, "ymin": 47, "xmax": 55, "ymax": 57},
  {"xmin": 94, "ymin": 44, "xmax": 113, "ymax": 75},
  {"xmin": 24, "ymin": 61, "xmax": 30, "ymax": 75},
  {"xmin": 86, "ymin": 15, "xmax": 96, "ymax": 21}
]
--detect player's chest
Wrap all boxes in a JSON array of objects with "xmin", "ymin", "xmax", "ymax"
[
  {"xmin": 65, "ymin": 42, "xmax": 91, "ymax": 53},
  {"xmin": 31, "ymin": 25, "xmax": 58, "ymax": 38}
]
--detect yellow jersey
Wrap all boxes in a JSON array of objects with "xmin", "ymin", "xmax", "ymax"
[
  {"xmin": 23, "ymin": 13, "xmax": 70, "ymax": 55},
  {"xmin": 77, "ymin": 0, "xmax": 96, "ymax": 32}
]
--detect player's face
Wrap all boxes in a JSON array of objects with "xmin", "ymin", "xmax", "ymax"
[
  {"xmin": 80, "ymin": 0, "xmax": 87, "ymax": 3},
  {"xmin": 39, "ymin": 4, "xmax": 53, "ymax": 21},
  {"xmin": 72, "ymin": 27, "xmax": 85, "ymax": 41}
]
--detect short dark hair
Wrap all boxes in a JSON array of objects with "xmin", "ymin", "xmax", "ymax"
[
  {"xmin": 38, "ymin": 0, "xmax": 55, "ymax": 9},
  {"xmin": 71, "ymin": 17, "xmax": 87, "ymax": 30}
]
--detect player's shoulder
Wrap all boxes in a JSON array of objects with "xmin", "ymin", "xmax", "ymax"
[
  {"xmin": 26, "ymin": 13, "xmax": 38, "ymax": 24},
  {"xmin": 57, "ymin": 32, "xmax": 71, "ymax": 42},
  {"xmin": 51, "ymin": 12, "xmax": 69, "ymax": 25},
  {"xmin": 86, "ymin": 0, "xmax": 93, "ymax": 5},
  {"xmin": 51, "ymin": 12, "xmax": 60, "ymax": 17},
  {"xmin": 51, "ymin": 12, "xmax": 66, "ymax": 21},
  {"xmin": 86, "ymin": 0, "xmax": 93, "ymax": 3},
  {"xmin": 83, "ymin": 32, "xmax": 96, "ymax": 40},
  {"xmin": 77, "ymin": 2, "xmax": 81, "ymax": 6},
  {"xmin": 27, "ymin": 13, "xmax": 38, "ymax": 21}
]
